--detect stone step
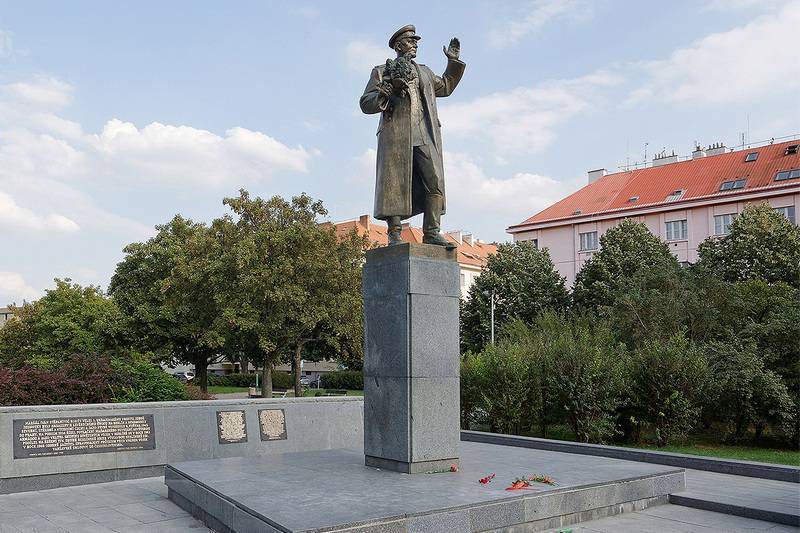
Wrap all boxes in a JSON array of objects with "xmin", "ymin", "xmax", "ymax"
[{"xmin": 669, "ymin": 491, "xmax": 800, "ymax": 527}]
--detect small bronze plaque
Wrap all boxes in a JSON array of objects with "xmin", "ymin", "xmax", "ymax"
[
  {"xmin": 258, "ymin": 409, "xmax": 287, "ymax": 441},
  {"xmin": 216, "ymin": 410, "xmax": 248, "ymax": 444},
  {"xmin": 13, "ymin": 414, "xmax": 156, "ymax": 459}
]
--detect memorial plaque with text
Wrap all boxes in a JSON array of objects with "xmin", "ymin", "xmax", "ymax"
[
  {"xmin": 13, "ymin": 415, "xmax": 156, "ymax": 459},
  {"xmin": 258, "ymin": 409, "xmax": 287, "ymax": 441},
  {"xmin": 216, "ymin": 410, "xmax": 248, "ymax": 444}
]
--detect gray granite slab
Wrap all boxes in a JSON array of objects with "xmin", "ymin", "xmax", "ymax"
[{"xmin": 166, "ymin": 441, "xmax": 685, "ymax": 532}]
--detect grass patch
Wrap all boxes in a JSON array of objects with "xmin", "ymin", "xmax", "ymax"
[
  {"xmin": 624, "ymin": 441, "xmax": 800, "ymax": 466},
  {"xmin": 472, "ymin": 423, "xmax": 800, "ymax": 467},
  {"xmin": 301, "ymin": 388, "xmax": 363, "ymax": 397}
]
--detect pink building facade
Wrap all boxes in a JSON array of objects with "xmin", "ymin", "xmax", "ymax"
[{"xmin": 508, "ymin": 139, "xmax": 800, "ymax": 285}]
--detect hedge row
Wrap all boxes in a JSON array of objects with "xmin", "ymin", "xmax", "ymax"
[
  {"xmin": 207, "ymin": 371, "xmax": 294, "ymax": 390},
  {"xmin": 320, "ymin": 370, "xmax": 363, "ymax": 390}
]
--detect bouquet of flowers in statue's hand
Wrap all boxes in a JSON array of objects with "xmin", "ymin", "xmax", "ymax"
[{"xmin": 383, "ymin": 56, "xmax": 417, "ymax": 98}]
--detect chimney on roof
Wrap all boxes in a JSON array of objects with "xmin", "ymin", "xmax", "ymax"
[
  {"xmin": 652, "ymin": 149, "xmax": 678, "ymax": 167},
  {"xmin": 463, "ymin": 233, "xmax": 474, "ymax": 246},
  {"xmin": 448, "ymin": 230, "xmax": 463, "ymax": 245},
  {"xmin": 706, "ymin": 142, "xmax": 726, "ymax": 156},
  {"xmin": 692, "ymin": 145, "xmax": 706, "ymax": 159},
  {"xmin": 358, "ymin": 214, "xmax": 370, "ymax": 232},
  {"xmin": 588, "ymin": 168, "xmax": 607, "ymax": 184}
]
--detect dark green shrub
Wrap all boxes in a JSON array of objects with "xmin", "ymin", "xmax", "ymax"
[
  {"xmin": 628, "ymin": 335, "xmax": 709, "ymax": 446},
  {"xmin": 207, "ymin": 373, "xmax": 257, "ymax": 387},
  {"xmin": 270, "ymin": 371, "xmax": 294, "ymax": 390},
  {"xmin": 320, "ymin": 370, "xmax": 363, "ymax": 390},
  {"xmin": 705, "ymin": 341, "xmax": 795, "ymax": 443},
  {"xmin": 112, "ymin": 360, "xmax": 188, "ymax": 402}
]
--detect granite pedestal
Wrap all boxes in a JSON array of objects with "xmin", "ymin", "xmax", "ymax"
[
  {"xmin": 362, "ymin": 243, "xmax": 461, "ymax": 474},
  {"xmin": 165, "ymin": 440, "xmax": 686, "ymax": 533}
]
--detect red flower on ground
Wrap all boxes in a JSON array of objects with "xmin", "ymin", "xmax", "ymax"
[
  {"xmin": 478, "ymin": 473, "xmax": 496, "ymax": 484},
  {"xmin": 450, "ymin": 464, "xmax": 459, "ymax": 472}
]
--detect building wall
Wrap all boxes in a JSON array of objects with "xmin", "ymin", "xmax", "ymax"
[
  {"xmin": 514, "ymin": 193, "xmax": 798, "ymax": 286},
  {"xmin": 0, "ymin": 308, "xmax": 11, "ymax": 328}
]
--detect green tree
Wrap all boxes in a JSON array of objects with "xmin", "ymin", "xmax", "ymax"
[
  {"xmin": 461, "ymin": 241, "xmax": 568, "ymax": 352},
  {"xmin": 109, "ymin": 216, "xmax": 223, "ymax": 392},
  {"xmin": 0, "ymin": 279, "xmax": 124, "ymax": 369},
  {"xmin": 573, "ymin": 219, "xmax": 679, "ymax": 311},
  {"xmin": 705, "ymin": 341, "xmax": 794, "ymax": 443},
  {"xmin": 213, "ymin": 190, "xmax": 364, "ymax": 398},
  {"xmin": 540, "ymin": 312, "xmax": 627, "ymax": 443},
  {"xmin": 629, "ymin": 334, "xmax": 709, "ymax": 446},
  {"xmin": 697, "ymin": 203, "xmax": 800, "ymax": 287}
]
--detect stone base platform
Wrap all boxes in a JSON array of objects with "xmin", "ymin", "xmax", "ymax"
[{"xmin": 165, "ymin": 441, "xmax": 685, "ymax": 533}]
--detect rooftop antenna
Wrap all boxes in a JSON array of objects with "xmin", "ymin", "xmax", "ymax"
[{"xmin": 644, "ymin": 142, "xmax": 649, "ymax": 163}]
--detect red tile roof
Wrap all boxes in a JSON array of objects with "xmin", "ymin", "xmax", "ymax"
[
  {"xmin": 509, "ymin": 140, "xmax": 800, "ymax": 231},
  {"xmin": 330, "ymin": 215, "xmax": 497, "ymax": 268}
]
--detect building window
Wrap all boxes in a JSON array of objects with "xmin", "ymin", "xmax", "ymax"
[
  {"xmin": 775, "ymin": 206, "xmax": 796, "ymax": 225},
  {"xmin": 745, "ymin": 152, "xmax": 758, "ymax": 162},
  {"xmin": 720, "ymin": 179, "xmax": 746, "ymax": 191},
  {"xmin": 579, "ymin": 231, "xmax": 598, "ymax": 251},
  {"xmin": 665, "ymin": 220, "xmax": 688, "ymax": 241},
  {"xmin": 786, "ymin": 145, "xmax": 798, "ymax": 155},
  {"xmin": 775, "ymin": 169, "xmax": 800, "ymax": 181},
  {"xmin": 665, "ymin": 189, "xmax": 685, "ymax": 202},
  {"xmin": 714, "ymin": 213, "xmax": 736, "ymax": 235},
  {"xmin": 532, "ymin": 239, "xmax": 538, "ymax": 249},
  {"xmin": 460, "ymin": 273, "xmax": 465, "ymax": 289}
]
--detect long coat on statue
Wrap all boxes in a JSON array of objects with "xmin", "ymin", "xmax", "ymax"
[{"xmin": 360, "ymin": 57, "xmax": 465, "ymax": 221}]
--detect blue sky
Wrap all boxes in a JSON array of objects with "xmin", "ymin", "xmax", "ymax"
[{"xmin": 1, "ymin": 0, "xmax": 798, "ymax": 304}]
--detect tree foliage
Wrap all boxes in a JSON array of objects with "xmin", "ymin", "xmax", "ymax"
[
  {"xmin": 0, "ymin": 279, "xmax": 123, "ymax": 369},
  {"xmin": 697, "ymin": 203, "xmax": 800, "ymax": 287},
  {"xmin": 461, "ymin": 241, "xmax": 568, "ymax": 352},
  {"xmin": 109, "ymin": 216, "xmax": 222, "ymax": 391},
  {"xmin": 573, "ymin": 219, "xmax": 679, "ymax": 310}
]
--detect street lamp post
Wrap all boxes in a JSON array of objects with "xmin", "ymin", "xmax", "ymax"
[{"xmin": 490, "ymin": 290, "xmax": 495, "ymax": 346}]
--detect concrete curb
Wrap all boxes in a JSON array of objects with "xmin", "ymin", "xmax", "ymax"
[
  {"xmin": 669, "ymin": 493, "xmax": 800, "ymax": 527},
  {"xmin": 461, "ymin": 431, "xmax": 799, "ymax": 483}
]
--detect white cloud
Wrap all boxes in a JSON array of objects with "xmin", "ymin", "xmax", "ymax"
[
  {"xmin": 3, "ymin": 77, "xmax": 73, "ymax": 107},
  {"xmin": 703, "ymin": 0, "xmax": 788, "ymax": 11},
  {"xmin": 0, "ymin": 272, "xmax": 39, "ymax": 305},
  {"xmin": 440, "ymin": 71, "xmax": 622, "ymax": 156},
  {"xmin": 444, "ymin": 152, "xmax": 582, "ymax": 219},
  {"xmin": 345, "ymin": 40, "xmax": 389, "ymax": 74},
  {"xmin": 629, "ymin": 2, "xmax": 800, "ymax": 105},
  {"xmin": 488, "ymin": 0, "xmax": 589, "ymax": 48},
  {"xmin": 0, "ymin": 191, "xmax": 80, "ymax": 233}
]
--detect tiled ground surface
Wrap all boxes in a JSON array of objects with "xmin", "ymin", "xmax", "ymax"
[
  {"xmin": 684, "ymin": 468, "xmax": 800, "ymax": 517},
  {"xmin": 544, "ymin": 503, "xmax": 799, "ymax": 532},
  {"xmin": 0, "ymin": 471, "xmax": 797, "ymax": 532},
  {"xmin": 0, "ymin": 477, "xmax": 210, "ymax": 533}
]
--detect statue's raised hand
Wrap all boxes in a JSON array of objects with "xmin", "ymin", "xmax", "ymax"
[{"xmin": 443, "ymin": 37, "xmax": 460, "ymax": 61}]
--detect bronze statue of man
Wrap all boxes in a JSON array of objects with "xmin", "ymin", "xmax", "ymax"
[{"xmin": 360, "ymin": 25, "xmax": 465, "ymax": 247}]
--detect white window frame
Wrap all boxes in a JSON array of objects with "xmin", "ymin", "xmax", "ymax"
[
  {"xmin": 579, "ymin": 231, "xmax": 598, "ymax": 251},
  {"xmin": 714, "ymin": 213, "xmax": 736, "ymax": 235},
  {"xmin": 775, "ymin": 206, "xmax": 796, "ymax": 225},
  {"xmin": 665, "ymin": 219, "xmax": 688, "ymax": 241}
]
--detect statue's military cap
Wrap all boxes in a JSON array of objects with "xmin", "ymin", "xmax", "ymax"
[{"xmin": 388, "ymin": 24, "xmax": 421, "ymax": 49}]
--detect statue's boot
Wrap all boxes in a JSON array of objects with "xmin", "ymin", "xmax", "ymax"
[
  {"xmin": 422, "ymin": 194, "xmax": 456, "ymax": 248},
  {"xmin": 387, "ymin": 216, "xmax": 403, "ymax": 245}
]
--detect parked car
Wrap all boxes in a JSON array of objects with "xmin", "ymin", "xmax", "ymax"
[
  {"xmin": 184, "ymin": 371, "xmax": 195, "ymax": 381},
  {"xmin": 300, "ymin": 377, "xmax": 311, "ymax": 387},
  {"xmin": 172, "ymin": 372, "xmax": 189, "ymax": 383}
]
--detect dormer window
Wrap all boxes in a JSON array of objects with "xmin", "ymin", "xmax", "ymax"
[
  {"xmin": 627, "ymin": 196, "xmax": 639, "ymax": 203},
  {"xmin": 775, "ymin": 169, "xmax": 800, "ymax": 181},
  {"xmin": 720, "ymin": 179, "xmax": 746, "ymax": 191},
  {"xmin": 745, "ymin": 152, "xmax": 758, "ymax": 162},
  {"xmin": 786, "ymin": 145, "xmax": 798, "ymax": 155},
  {"xmin": 665, "ymin": 189, "xmax": 685, "ymax": 202}
]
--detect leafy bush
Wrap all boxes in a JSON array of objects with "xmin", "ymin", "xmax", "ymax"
[
  {"xmin": 628, "ymin": 335, "xmax": 709, "ymax": 446},
  {"xmin": 112, "ymin": 360, "xmax": 188, "ymax": 403},
  {"xmin": 0, "ymin": 354, "xmax": 116, "ymax": 406},
  {"xmin": 186, "ymin": 385, "xmax": 215, "ymax": 400},
  {"xmin": 208, "ymin": 373, "xmax": 257, "ymax": 388},
  {"xmin": 271, "ymin": 371, "xmax": 294, "ymax": 390},
  {"xmin": 541, "ymin": 313, "xmax": 627, "ymax": 443},
  {"xmin": 320, "ymin": 370, "xmax": 363, "ymax": 390},
  {"xmin": 704, "ymin": 341, "xmax": 795, "ymax": 443}
]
